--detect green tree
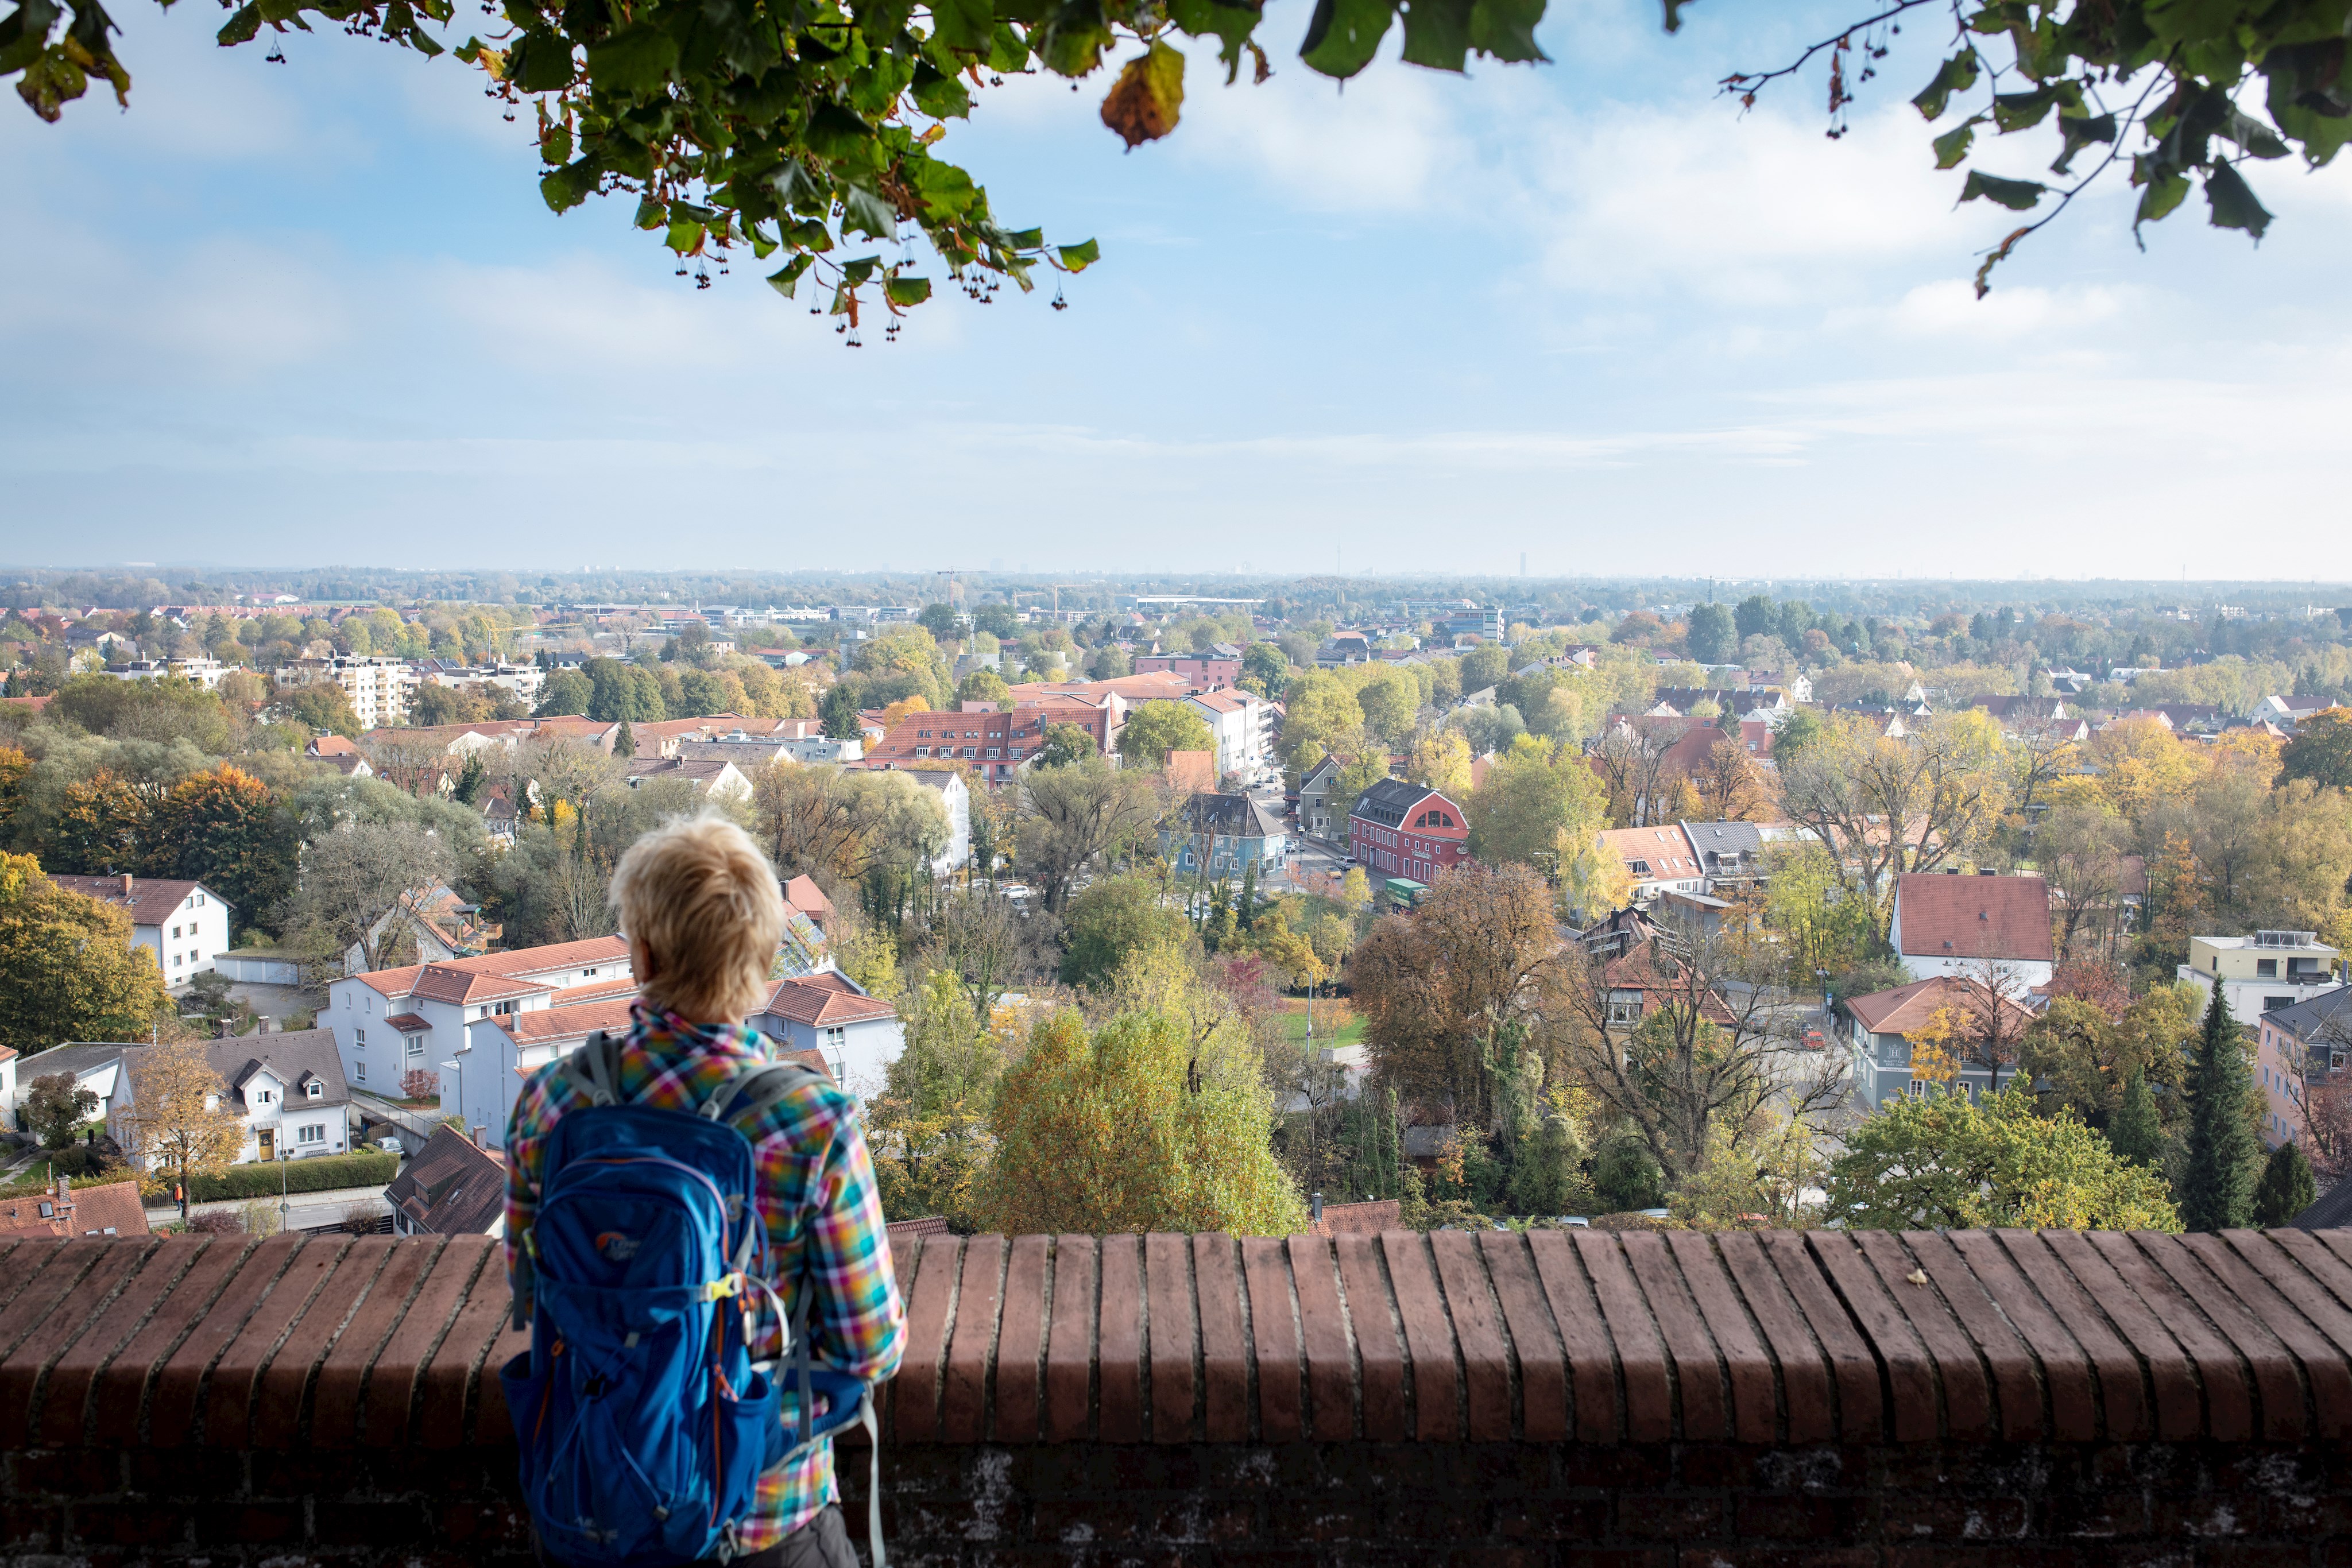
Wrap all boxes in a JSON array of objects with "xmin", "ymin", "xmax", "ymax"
[
  {"xmin": 980, "ymin": 1005, "xmax": 1305, "ymax": 1236},
  {"xmin": 1459, "ymin": 644, "xmax": 1511, "ymax": 693},
  {"xmin": 1116, "ymin": 700, "xmax": 1213, "ymax": 768},
  {"xmin": 2179, "ymin": 984, "xmax": 2261, "ymax": 1233},
  {"xmin": 1828, "ymin": 1086, "xmax": 2180, "ymax": 1231},
  {"xmin": 820, "ymin": 686, "xmax": 864, "ymax": 741},
  {"xmin": 1734, "ymin": 594, "xmax": 1775, "ymax": 643},
  {"xmin": 1086, "ymin": 643, "xmax": 1132, "ymax": 681},
  {"xmin": 1685, "ymin": 602, "xmax": 1736, "ymax": 665},
  {"xmin": 956, "ymin": 668, "xmax": 1010, "ymax": 708},
  {"xmin": 0, "ymin": 852, "xmax": 172, "ymax": 1059},
  {"xmin": 2281, "ymin": 707, "xmax": 2352, "ymax": 790},
  {"xmin": 1034, "ymin": 721, "xmax": 1096, "ymax": 769},
  {"xmin": 284, "ymin": 683, "xmax": 363, "ymax": 737},
  {"xmin": 535, "ymin": 669, "xmax": 592, "ymax": 717},
  {"xmin": 2253, "ymin": 1139, "xmax": 2316, "ymax": 1228},
  {"xmin": 21, "ymin": 1071, "xmax": 99, "ymax": 1149},
  {"xmin": 145, "ymin": 765, "xmax": 294, "ymax": 924},
  {"xmin": 2108, "ymin": 1065, "xmax": 2164, "ymax": 1167},
  {"xmin": 1240, "ymin": 642, "xmax": 1289, "ymax": 694},
  {"xmin": 866, "ymin": 970, "xmax": 1004, "ymax": 1228},
  {"xmin": 612, "ymin": 718, "xmax": 636, "ymax": 760},
  {"xmin": 1059, "ymin": 873, "xmax": 1190, "ymax": 989},
  {"xmin": 1279, "ymin": 673, "xmax": 1365, "ymax": 771},
  {"xmin": 584, "ymin": 657, "xmax": 664, "ymax": 722},
  {"xmin": 1465, "ymin": 733, "xmax": 1608, "ymax": 871}
]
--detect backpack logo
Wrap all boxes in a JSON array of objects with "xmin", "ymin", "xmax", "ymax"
[{"xmin": 595, "ymin": 1231, "xmax": 639, "ymax": 1262}]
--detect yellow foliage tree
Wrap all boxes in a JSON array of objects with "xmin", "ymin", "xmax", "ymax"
[{"xmin": 120, "ymin": 1037, "xmax": 248, "ymax": 1199}]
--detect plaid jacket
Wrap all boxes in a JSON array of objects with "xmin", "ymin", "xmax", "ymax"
[{"xmin": 504, "ymin": 1001, "xmax": 906, "ymax": 1550}]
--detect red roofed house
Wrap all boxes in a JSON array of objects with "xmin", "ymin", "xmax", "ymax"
[
  {"xmin": 0, "ymin": 1175, "xmax": 148, "ymax": 1240},
  {"xmin": 326, "ymin": 935, "xmax": 635, "ymax": 1106},
  {"xmin": 783, "ymin": 874, "xmax": 835, "ymax": 931},
  {"xmin": 1889, "ymin": 872, "xmax": 2055, "ymax": 990},
  {"xmin": 46, "ymin": 873, "xmax": 231, "ymax": 988},
  {"xmin": 1843, "ymin": 973, "xmax": 2041, "ymax": 1112},
  {"xmin": 862, "ymin": 700, "xmax": 1110, "ymax": 787},
  {"xmin": 749, "ymin": 973, "xmax": 902, "ymax": 1095},
  {"xmin": 1595, "ymin": 826, "xmax": 1709, "ymax": 904},
  {"xmin": 1348, "ymin": 780, "xmax": 1468, "ymax": 886}
]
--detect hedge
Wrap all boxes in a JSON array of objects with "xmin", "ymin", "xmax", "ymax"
[{"xmin": 184, "ymin": 1151, "xmax": 397, "ymax": 1203}]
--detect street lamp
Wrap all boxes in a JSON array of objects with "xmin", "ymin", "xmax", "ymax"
[
  {"xmin": 278, "ymin": 1148, "xmax": 291, "ymax": 1226},
  {"xmin": 441, "ymin": 1059, "xmax": 463, "ymax": 1136}
]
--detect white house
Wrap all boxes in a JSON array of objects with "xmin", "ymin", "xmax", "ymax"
[
  {"xmin": 111, "ymin": 656, "xmax": 232, "ymax": 691},
  {"xmin": 453, "ymin": 994, "xmax": 637, "ymax": 1149},
  {"xmin": 2179, "ymin": 930, "xmax": 2342, "ymax": 1023},
  {"xmin": 623, "ymin": 756, "xmax": 755, "ymax": 803},
  {"xmin": 45, "ymin": 874, "xmax": 231, "ymax": 988},
  {"xmin": 1183, "ymin": 689, "xmax": 1268, "ymax": 780},
  {"xmin": 10, "ymin": 1044, "xmax": 123, "ymax": 1137},
  {"xmin": 748, "ymin": 974, "xmax": 902, "ymax": 1098},
  {"xmin": 326, "ymin": 935, "xmax": 635, "ymax": 1098},
  {"xmin": 201, "ymin": 1028, "xmax": 355, "ymax": 1163},
  {"xmin": 1888, "ymin": 872, "xmax": 2055, "ymax": 991},
  {"xmin": 274, "ymin": 655, "xmax": 419, "ymax": 728}
]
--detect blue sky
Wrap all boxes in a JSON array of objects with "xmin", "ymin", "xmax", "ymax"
[{"xmin": 3, "ymin": 0, "xmax": 2348, "ymax": 577}]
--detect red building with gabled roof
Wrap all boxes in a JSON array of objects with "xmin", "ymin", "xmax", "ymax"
[{"xmin": 1348, "ymin": 780, "xmax": 1468, "ymax": 885}]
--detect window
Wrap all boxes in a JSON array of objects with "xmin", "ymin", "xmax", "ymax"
[
  {"xmin": 406, "ymin": 1035, "xmax": 424, "ymax": 1057},
  {"xmin": 257, "ymin": 1090, "xmax": 273, "ymax": 1105},
  {"xmin": 915, "ymin": 746, "xmax": 930, "ymax": 758},
  {"xmin": 195, "ymin": 893, "xmax": 205, "ymax": 906},
  {"xmin": 307, "ymin": 1082, "xmax": 322, "ymax": 1098},
  {"xmin": 297, "ymin": 1124, "xmax": 325, "ymax": 1144},
  {"xmin": 355, "ymin": 1060, "xmax": 366, "ymax": 1083},
  {"xmin": 171, "ymin": 925, "xmax": 181, "ymax": 939},
  {"xmin": 355, "ymin": 1028, "xmax": 366, "ymax": 1047},
  {"xmin": 175, "ymin": 953, "xmax": 183, "ymax": 967},
  {"xmin": 1906, "ymin": 1079, "xmax": 1927, "ymax": 1099},
  {"xmin": 2258, "ymin": 958, "xmax": 2278, "ymax": 977},
  {"xmin": 2267, "ymin": 996, "xmax": 2292, "ymax": 1013}
]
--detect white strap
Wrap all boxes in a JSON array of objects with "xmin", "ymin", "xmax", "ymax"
[{"xmin": 861, "ymin": 1389, "xmax": 885, "ymax": 1568}]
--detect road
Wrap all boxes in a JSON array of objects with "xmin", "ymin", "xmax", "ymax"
[{"xmin": 145, "ymin": 1183, "xmax": 390, "ymax": 1233}]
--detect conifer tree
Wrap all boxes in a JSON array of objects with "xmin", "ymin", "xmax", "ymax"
[
  {"xmin": 2108, "ymin": 1066, "xmax": 2164, "ymax": 1168},
  {"xmin": 2253, "ymin": 1139, "xmax": 2316, "ymax": 1229},
  {"xmin": 2179, "ymin": 985, "xmax": 2260, "ymax": 1233}
]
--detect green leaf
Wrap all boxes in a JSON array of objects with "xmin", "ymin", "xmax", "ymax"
[
  {"xmin": 908, "ymin": 155, "xmax": 977, "ymax": 217},
  {"xmin": 1991, "ymin": 85, "xmax": 2067, "ymax": 132},
  {"xmin": 2048, "ymin": 111, "xmax": 2113, "ymax": 175},
  {"xmin": 884, "ymin": 273, "xmax": 933, "ymax": 305},
  {"xmin": 1660, "ymin": 0, "xmax": 1688, "ymax": 32},
  {"xmin": 911, "ymin": 60, "xmax": 971, "ymax": 118},
  {"xmin": 0, "ymin": 0, "xmax": 61, "ymax": 73},
  {"xmin": 214, "ymin": 2, "xmax": 260, "ymax": 44},
  {"xmin": 583, "ymin": 22, "xmax": 676, "ymax": 95},
  {"xmin": 1301, "ymin": 0, "xmax": 1392, "ymax": 79},
  {"xmin": 2132, "ymin": 161, "xmax": 2190, "ymax": 234},
  {"xmin": 2218, "ymin": 107, "xmax": 2289, "ymax": 160},
  {"xmin": 749, "ymin": 223, "xmax": 778, "ymax": 259},
  {"xmin": 1398, "ymin": 0, "xmax": 1469, "ymax": 71},
  {"xmin": 1468, "ymin": 0, "xmax": 1544, "ymax": 64},
  {"xmin": 929, "ymin": 0, "xmax": 991, "ymax": 52},
  {"xmin": 507, "ymin": 26, "xmax": 571, "ymax": 90},
  {"xmin": 841, "ymin": 182, "xmax": 899, "ymax": 238},
  {"xmin": 632, "ymin": 196, "xmax": 666, "ymax": 229},
  {"xmin": 2203, "ymin": 160, "xmax": 2272, "ymax": 239},
  {"xmin": 1912, "ymin": 50, "xmax": 1978, "ymax": 121},
  {"xmin": 1003, "ymin": 227, "xmax": 1044, "ymax": 247},
  {"xmin": 1098, "ymin": 39, "xmax": 1184, "ymax": 147},
  {"xmin": 768, "ymin": 159, "xmax": 822, "ymax": 211},
  {"xmin": 539, "ymin": 119, "xmax": 571, "ymax": 165},
  {"xmin": 1058, "ymin": 237, "xmax": 1100, "ymax": 270},
  {"xmin": 538, "ymin": 158, "xmax": 596, "ymax": 213},
  {"xmin": 664, "ymin": 217, "xmax": 706, "ymax": 253},
  {"xmin": 1166, "ymin": 0, "xmax": 1259, "ymax": 78},
  {"xmin": 1958, "ymin": 169, "xmax": 2046, "ymax": 210},
  {"xmin": 765, "ymin": 253, "xmax": 814, "ymax": 298},
  {"xmin": 1932, "ymin": 119, "xmax": 1978, "ymax": 169},
  {"xmin": 802, "ymin": 101, "xmax": 877, "ymax": 161},
  {"xmin": 784, "ymin": 216, "xmax": 833, "ymax": 249},
  {"xmin": 985, "ymin": 21, "xmax": 1027, "ymax": 72},
  {"xmin": 840, "ymin": 253, "xmax": 881, "ymax": 285}
]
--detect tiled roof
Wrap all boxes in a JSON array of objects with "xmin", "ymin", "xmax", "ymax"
[
  {"xmin": 493, "ymin": 996, "xmax": 638, "ymax": 1046},
  {"xmin": 542, "ymin": 975, "xmax": 637, "ymax": 1008},
  {"xmin": 1597, "ymin": 826, "xmax": 1701, "ymax": 880},
  {"xmin": 1846, "ymin": 974, "xmax": 2038, "ymax": 1039},
  {"xmin": 1311, "ymin": 1199, "xmax": 1399, "ymax": 1237},
  {"xmin": 204, "ymin": 1028, "xmax": 351, "ymax": 1110},
  {"xmin": 783, "ymin": 874, "xmax": 834, "ymax": 925},
  {"xmin": 1349, "ymin": 779, "xmax": 1457, "ymax": 829},
  {"xmin": 757, "ymin": 975, "xmax": 896, "ymax": 1027},
  {"xmin": 1173, "ymin": 792, "xmax": 1286, "ymax": 839},
  {"xmin": 381, "ymin": 1013, "xmax": 430, "ymax": 1033},
  {"xmin": 382, "ymin": 1125, "xmax": 508, "ymax": 1235},
  {"xmin": 0, "ymin": 1180, "xmax": 149, "ymax": 1240},
  {"xmin": 887, "ymin": 1215, "xmax": 952, "ymax": 1241},
  {"xmin": 45, "ymin": 873, "xmax": 214, "ymax": 927},
  {"xmin": 1893, "ymin": 873, "xmax": 2055, "ymax": 965},
  {"xmin": 352, "ymin": 935, "xmax": 630, "ymax": 996},
  {"xmin": 408, "ymin": 966, "xmax": 552, "ymax": 1006}
]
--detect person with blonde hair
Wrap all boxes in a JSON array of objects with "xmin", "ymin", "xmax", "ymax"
[{"xmin": 503, "ymin": 813, "xmax": 903, "ymax": 1568}]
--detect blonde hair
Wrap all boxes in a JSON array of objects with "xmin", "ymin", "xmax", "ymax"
[{"xmin": 609, "ymin": 814, "xmax": 784, "ymax": 1023}]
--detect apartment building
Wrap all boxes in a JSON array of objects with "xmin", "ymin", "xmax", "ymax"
[
  {"xmin": 2179, "ymin": 930, "xmax": 2342, "ymax": 1021},
  {"xmin": 324, "ymin": 935, "xmax": 635, "ymax": 1097},
  {"xmin": 274, "ymin": 655, "xmax": 419, "ymax": 727}
]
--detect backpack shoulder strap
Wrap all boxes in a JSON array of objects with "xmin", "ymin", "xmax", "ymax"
[
  {"xmin": 698, "ymin": 1057, "xmax": 821, "ymax": 1124},
  {"xmin": 562, "ymin": 1029, "xmax": 625, "ymax": 1108}
]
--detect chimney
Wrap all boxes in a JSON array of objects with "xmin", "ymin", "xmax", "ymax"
[
  {"xmin": 121, "ymin": 873, "xmax": 133, "ymax": 896},
  {"xmin": 471, "ymin": 1125, "xmax": 487, "ymax": 1149},
  {"xmin": 256, "ymin": 1016, "xmax": 273, "ymax": 1034},
  {"xmin": 1311, "ymin": 1190, "xmax": 1324, "ymax": 1223},
  {"xmin": 215, "ymin": 1020, "xmax": 231, "ymax": 1039}
]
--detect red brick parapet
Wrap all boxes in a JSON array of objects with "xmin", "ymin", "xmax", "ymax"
[{"xmin": 6, "ymin": 1227, "xmax": 2352, "ymax": 1562}]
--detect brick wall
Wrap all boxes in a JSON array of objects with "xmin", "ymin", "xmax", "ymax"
[{"xmin": 7, "ymin": 1226, "xmax": 2352, "ymax": 1564}]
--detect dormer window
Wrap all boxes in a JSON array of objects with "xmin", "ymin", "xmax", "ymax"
[{"xmin": 307, "ymin": 1082, "xmax": 322, "ymax": 1098}]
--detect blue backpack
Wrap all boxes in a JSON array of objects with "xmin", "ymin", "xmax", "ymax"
[{"xmin": 500, "ymin": 1032, "xmax": 882, "ymax": 1567}]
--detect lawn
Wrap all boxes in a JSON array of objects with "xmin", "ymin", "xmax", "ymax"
[{"xmin": 1275, "ymin": 998, "xmax": 1364, "ymax": 1050}]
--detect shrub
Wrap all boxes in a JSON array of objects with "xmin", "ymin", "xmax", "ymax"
[
  {"xmin": 183, "ymin": 1150, "xmax": 397, "ymax": 1203},
  {"xmin": 400, "ymin": 1068, "xmax": 440, "ymax": 1101},
  {"xmin": 185, "ymin": 1210, "xmax": 244, "ymax": 1235}
]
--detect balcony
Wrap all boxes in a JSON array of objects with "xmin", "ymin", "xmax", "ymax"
[{"xmin": 5, "ymin": 1228, "xmax": 2352, "ymax": 1562}]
